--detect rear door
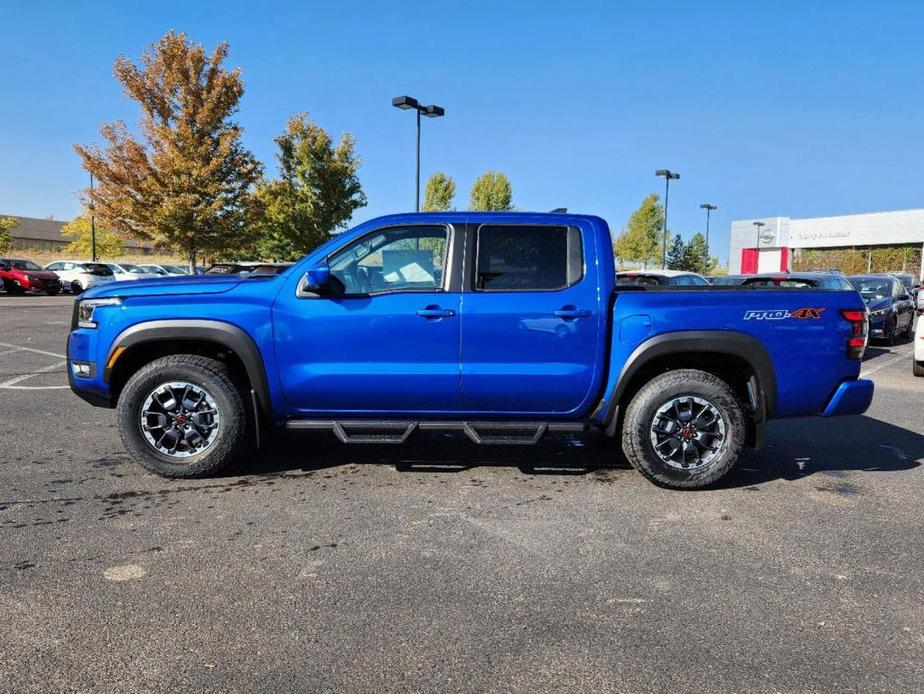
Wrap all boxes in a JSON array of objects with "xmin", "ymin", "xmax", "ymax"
[{"xmin": 459, "ymin": 223, "xmax": 602, "ymax": 415}]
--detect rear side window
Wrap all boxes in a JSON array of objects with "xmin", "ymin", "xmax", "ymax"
[
  {"xmin": 475, "ymin": 225, "xmax": 582, "ymax": 291},
  {"xmin": 84, "ymin": 263, "xmax": 114, "ymax": 276}
]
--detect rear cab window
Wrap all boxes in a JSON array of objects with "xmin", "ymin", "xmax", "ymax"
[{"xmin": 475, "ymin": 225, "xmax": 582, "ymax": 291}]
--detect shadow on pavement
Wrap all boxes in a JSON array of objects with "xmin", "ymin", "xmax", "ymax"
[{"xmin": 240, "ymin": 414, "xmax": 921, "ymax": 489}]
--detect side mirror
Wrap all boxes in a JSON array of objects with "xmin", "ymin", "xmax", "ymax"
[
  {"xmin": 899, "ymin": 293, "xmax": 910, "ymax": 302},
  {"xmin": 301, "ymin": 263, "xmax": 331, "ymax": 295}
]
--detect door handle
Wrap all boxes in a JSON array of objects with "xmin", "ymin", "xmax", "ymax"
[
  {"xmin": 417, "ymin": 306, "xmax": 456, "ymax": 318},
  {"xmin": 554, "ymin": 307, "xmax": 592, "ymax": 319}
]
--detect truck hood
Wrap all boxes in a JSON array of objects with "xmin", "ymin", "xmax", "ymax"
[{"xmin": 81, "ymin": 274, "xmax": 242, "ymax": 299}]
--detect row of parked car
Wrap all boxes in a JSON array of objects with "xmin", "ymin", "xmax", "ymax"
[
  {"xmin": 616, "ymin": 268, "xmax": 920, "ymax": 346},
  {"xmin": 0, "ymin": 258, "xmax": 294, "ymax": 296}
]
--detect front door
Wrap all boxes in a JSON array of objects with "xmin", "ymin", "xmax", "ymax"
[
  {"xmin": 274, "ymin": 223, "xmax": 461, "ymax": 414},
  {"xmin": 459, "ymin": 223, "xmax": 603, "ymax": 415}
]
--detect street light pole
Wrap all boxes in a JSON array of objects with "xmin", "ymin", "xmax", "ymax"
[
  {"xmin": 89, "ymin": 173, "xmax": 97, "ymax": 263},
  {"xmin": 655, "ymin": 169, "xmax": 680, "ymax": 268},
  {"xmin": 393, "ymin": 96, "xmax": 446, "ymax": 212},
  {"xmin": 700, "ymin": 203, "xmax": 717, "ymax": 262},
  {"xmin": 752, "ymin": 221, "xmax": 765, "ymax": 273}
]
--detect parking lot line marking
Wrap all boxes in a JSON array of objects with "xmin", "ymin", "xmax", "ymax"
[
  {"xmin": 0, "ymin": 347, "xmax": 24, "ymax": 358},
  {"xmin": 0, "ymin": 359, "xmax": 67, "ymax": 388},
  {"xmin": 860, "ymin": 351, "xmax": 913, "ymax": 378},
  {"xmin": 0, "ymin": 342, "xmax": 66, "ymax": 360}
]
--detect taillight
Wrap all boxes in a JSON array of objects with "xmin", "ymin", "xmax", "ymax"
[{"xmin": 840, "ymin": 309, "xmax": 868, "ymax": 359}]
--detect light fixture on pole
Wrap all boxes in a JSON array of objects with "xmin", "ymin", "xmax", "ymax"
[
  {"xmin": 655, "ymin": 169, "xmax": 680, "ymax": 267},
  {"xmin": 752, "ymin": 220, "xmax": 766, "ymax": 248},
  {"xmin": 392, "ymin": 96, "xmax": 445, "ymax": 212},
  {"xmin": 700, "ymin": 203, "xmax": 717, "ymax": 262}
]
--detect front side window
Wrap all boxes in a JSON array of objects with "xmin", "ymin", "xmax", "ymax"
[
  {"xmin": 328, "ymin": 225, "xmax": 448, "ymax": 295},
  {"xmin": 476, "ymin": 225, "xmax": 581, "ymax": 291}
]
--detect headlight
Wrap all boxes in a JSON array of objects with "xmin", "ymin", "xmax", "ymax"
[
  {"xmin": 869, "ymin": 308, "xmax": 888, "ymax": 318},
  {"xmin": 77, "ymin": 298, "xmax": 122, "ymax": 328}
]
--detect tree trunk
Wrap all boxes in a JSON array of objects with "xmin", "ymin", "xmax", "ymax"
[{"xmin": 188, "ymin": 242, "xmax": 196, "ymax": 273}]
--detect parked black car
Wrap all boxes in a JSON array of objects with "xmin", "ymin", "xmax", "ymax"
[
  {"xmin": 740, "ymin": 272, "xmax": 856, "ymax": 290},
  {"xmin": 847, "ymin": 274, "xmax": 915, "ymax": 345}
]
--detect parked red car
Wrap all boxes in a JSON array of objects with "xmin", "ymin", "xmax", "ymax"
[{"xmin": 0, "ymin": 258, "xmax": 63, "ymax": 295}]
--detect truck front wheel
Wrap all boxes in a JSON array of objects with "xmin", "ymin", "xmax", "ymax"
[
  {"xmin": 117, "ymin": 355, "xmax": 250, "ymax": 478},
  {"xmin": 621, "ymin": 369, "xmax": 747, "ymax": 489}
]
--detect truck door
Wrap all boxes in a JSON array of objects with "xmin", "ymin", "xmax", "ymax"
[
  {"xmin": 273, "ymin": 223, "xmax": 462, "ymax": 413},
  {"xmin": 459, "ymin": 223, "xmax": 602, "ymax": 415}
]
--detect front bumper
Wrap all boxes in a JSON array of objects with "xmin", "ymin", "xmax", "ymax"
[{"xmin": 822, "ymin": 379, "xmax": 874, "ymax": 417}]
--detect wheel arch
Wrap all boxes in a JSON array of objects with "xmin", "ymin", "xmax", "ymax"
[
  {"xmin": 606, "ymin": 330, "xmax": 778, "ymax": 447},
  {"xmin": 104, "ymin": 320, "xmax": 271, "ymax": 416}
]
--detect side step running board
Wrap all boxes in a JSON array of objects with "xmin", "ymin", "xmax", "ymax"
[{"xmin": 284, "ymin": 420, "xmax": 587, "ymax": 445}]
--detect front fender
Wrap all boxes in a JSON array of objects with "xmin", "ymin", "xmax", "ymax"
[{"xmin": 104, "ymin": 319, "xmax": 272, "ymax": 415}]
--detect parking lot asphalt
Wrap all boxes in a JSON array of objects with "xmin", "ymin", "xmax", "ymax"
[{"xmin": 0, "ymin": 295, "xmax": 921, "ymax": 693}]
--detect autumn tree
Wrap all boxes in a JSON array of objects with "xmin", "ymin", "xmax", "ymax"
[
  {"xmin": 613, "ymin": 193, "xmax": 662, "ymax": 267},
  {"xmin": 0, "ymin": 216, "xmax": 18, "ymax": 254},
  {"xmin": 60, "ymin": 215, "xmax": 124, "ymax": 258},
  {"xmin": 423, "ymin": 172, "xmax": 455, "ymax": 212},
  {"xmin": 252, "ymin": 113, "xmax": 366, "ymax": 260},
  {"xmin": 469, "ymin": 171, "xmax": 513, "ymax": 211},
  {"xmin": 74, "ymin": 31, "xmax": 261, "ymax": 269}
]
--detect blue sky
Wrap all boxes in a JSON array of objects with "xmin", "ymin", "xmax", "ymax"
[{"xmin": 2, "ymin": 1, "xmax": 923, "ymax": 264}]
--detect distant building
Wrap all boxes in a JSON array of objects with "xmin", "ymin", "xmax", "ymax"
[
  {"xmin": 1, "ymin": 215, "xmax": 153, "ymax": 253},
  {"xmin": 729, "ymin": 209, "xmax": 924, "ymax": 278}
]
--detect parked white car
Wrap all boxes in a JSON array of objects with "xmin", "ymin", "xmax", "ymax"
[
  {"xmin": 43, "ymin": 260, "xmax": 116, "ymax": 294},
  {"xmin": 105, "ymin": 263, "xmax": 160, "ymax": 281},
  {"xmin": 914, "ymin": 292, "xmax": 924, "ymax": 377},
  {"xmin": 137, "ymin": 263, "xmax": 188, "ymax": 277}
]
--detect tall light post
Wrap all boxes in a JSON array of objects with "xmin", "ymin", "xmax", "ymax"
[
  {"xmin": 89, "ymin": 173, "xmax": 97, "ymax": 262},
  {"xmin": 752, "ymin": 221, "xmax": 765, "ymax": 273},
  {"xmin": 392, "ymin": 96, "xmax": 445, "ymax": 212},
  {"xmin": 700, "ymin": 203, "xmax": 717, "ymax": 263},
  {"xmin": 655, "ymin": 169, "xmax": 680, "ymax": 267}
]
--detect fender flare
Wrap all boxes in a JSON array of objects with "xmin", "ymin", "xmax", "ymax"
[
  {"xmin": 104, "ymin": 319, "xmax": 271, "ymax": 415},
  {"xmin": 603, "ymin": 330, "xmax": 777, "ymax": 432}
]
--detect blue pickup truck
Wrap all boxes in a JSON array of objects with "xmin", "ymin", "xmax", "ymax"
[{"xmin": 67, "ymin": 213, "xmax": 873, "ymax": 488}]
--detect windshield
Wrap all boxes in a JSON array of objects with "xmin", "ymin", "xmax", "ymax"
[
  {"xmin": 616, "ymin": 274, "xmax": 663, "ymax": 287},
  {"xmin": 850, "ymin": 278, "xmax": 890, "ymax": 301},
  {"xmin": 11, "ymin": 260, "xmax": 42, "ymax": 271},
  {"xmin": 205, "ymin": 264, "xmax": 237, "ymax": 274},
  {"xmin": 743, "ymin": 277, "xmax": 818, "ymax": 288},
  {"xmin": 121, "ymin": 263, "xmax": 145, "ymax": 273}
]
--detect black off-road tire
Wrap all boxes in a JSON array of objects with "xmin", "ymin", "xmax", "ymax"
[
  {"xmin": 621, "ymin": 368, "xmax": 747, "ymax": 490},
  {"xmin": 117, "ymin": 354, "xmax": 250, "ymax": 478},
  {"xmin": 914, "ymin": 361, "xmax": 924, "ymax": 378}
]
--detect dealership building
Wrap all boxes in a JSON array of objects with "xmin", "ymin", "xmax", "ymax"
[{"xmin": 728, "ymin": 208, "xmax": 924, "ymax": 279}]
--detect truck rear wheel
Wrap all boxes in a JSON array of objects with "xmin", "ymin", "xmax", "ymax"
[
  {"xmin": 117, "ymin": 355, "xmax": 249, "ymax": 478},
  {"xmin": 621, "ymin": 369, "xmax": 747, "ymax": 489}
]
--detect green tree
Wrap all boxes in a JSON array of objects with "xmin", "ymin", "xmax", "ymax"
[
  {"xmin": 423, "ymin": 172, "xmax": 455, "ymax": 212},
  {"xmin": 74, "ymin": 31, "xmax": 262, "ymax": 269},
  {"xmin": 665, "ymin": 233, "xmax": 685, "ymax": 269},
  {"xmin": 60, "ymin": 215, "xmax": 124, "ymax": 258},
  {"xmin": 253, "ymin": 113, "xmax": 366, "ymax": 260},
  {"xmin": 469, "ymin": 171, "xmax": 513, "ymax": 211},
  {"xmin": 0, "ymin": 216, "xmax": 18, "ymax": 254},
  {"xmin": 682, "ymin": 232, "xmax": 711, "ymax": 274},
  {"xmin": 613, "ymin": 193, "xmax": 662, "ymax": 267}
]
